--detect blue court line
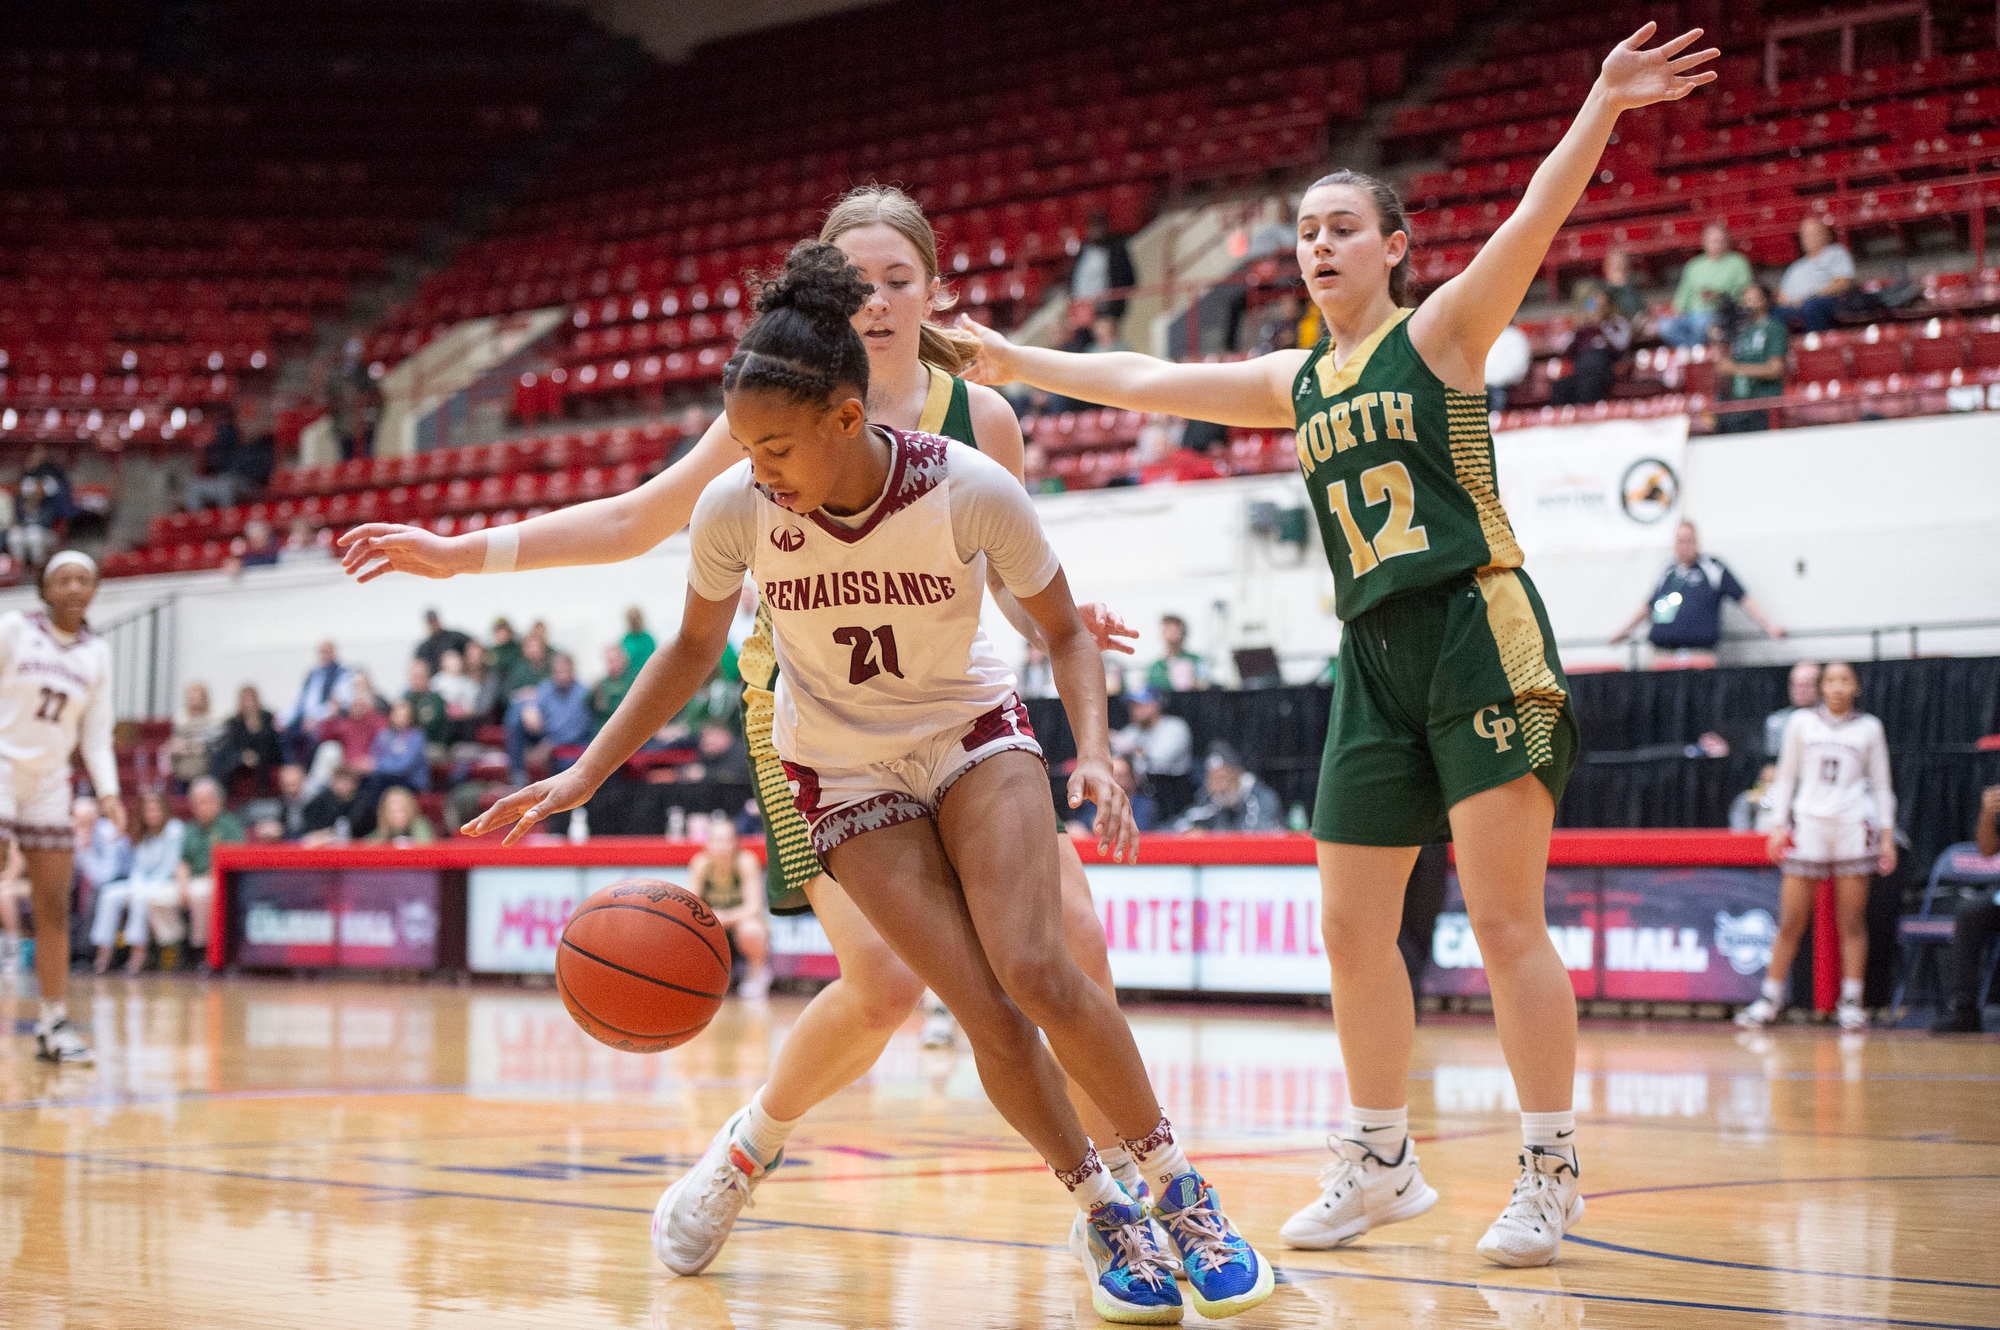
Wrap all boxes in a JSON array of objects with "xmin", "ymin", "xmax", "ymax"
[
  {"xmin": 1583, "ymin": 1172, "xmax": 2000, "ymax": 1202},
  {"xmin": 1564, "ymin": 1235, "xmax": 2000, "ymax": 1290},
  {"xmin": 5, "ymin": 1143, "xmax": 1989, "ymax": 1328}
]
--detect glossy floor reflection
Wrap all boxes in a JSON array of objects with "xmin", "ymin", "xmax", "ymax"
[{"xmin": 4, "ymin": 975, "xmax": 1997, "ymax": 1328}]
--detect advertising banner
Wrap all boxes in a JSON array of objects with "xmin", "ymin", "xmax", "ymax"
[
  {"xmin": 1429, "ymin": 869, "xmax": 1602, "ymax": 999},
  {"xmin": 1494, "ymin": 415, "xmax": 1688, "ymax": 555},
  {"xmin": 238, "ymin": 871, "xmax": 340, "ymax": 969},
  {"xmin": 467, "ymin": 867, "xmax": 579, "ymax": 974},
  {"xmin": 1599, "ymin": 866, "xmax": 1780, "ymax": 1003},
  {"xmin": 237, "ymin": 870, "xmax": 440, "ymax": 969},
  {"xmin": 1193, "ymin": 866, "xmax": 1328, "ymax": 993}
]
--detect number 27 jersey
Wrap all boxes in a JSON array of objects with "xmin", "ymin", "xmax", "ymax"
[{"xmin": 1293, "ymin": 307, "xmax": 1524, "ymax": 621}]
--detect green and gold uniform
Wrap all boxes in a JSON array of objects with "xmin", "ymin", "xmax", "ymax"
[
  {"xmin": 1294, "ymin": 307, "xmax": 1577, "ymax": 846},
  {"xmin": 743, "ymin": 364, "xmax": 980, "ymax": 912}
]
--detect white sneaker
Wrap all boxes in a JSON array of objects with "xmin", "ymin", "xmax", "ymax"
[
  {"xmin": 1733, "ymin": 996, "xmax": 1782, "ymax": 1029},
  {"xmin": 652, "ymin": 1107, "xmax": 777, "ymax": 1275},
  {"xmin": 919, "ymin": 1006, "xmax": 957, "ymax": 1048},
  {"xmin": 34, "ymin": 1017, "xmax": 95, "ymax": 1065},
  {"xmin": 1477, "ymin": 1148, "xmax": 1583, "ymax": 1267},
  {"xmin": 1837, "ymin": 998, "xmax": 1867, "ymax": 1031},
  {"xmin": 1278, "ymin": 1135, "xmax": 1438, "ymax": 1249}
]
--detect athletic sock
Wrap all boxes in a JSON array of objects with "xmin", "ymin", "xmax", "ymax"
[
  {"xmin": 1343, "ymin": 1104, "xmax": 1409, "ymax": 1161},
  {"xmin": 1057, "ymin": 1146, "xmax": 1126, "ymax": 1213},
  {"xmin": 1124, "ymin": 1115, "xmax": 1195, "ymax": 1199},
  {"xmin": 1521, "ymin": 1109, "xmax": 1578, "ymax": 1171},
  {"xmin": 732, "ymin": 1088, "xmax": 799, "ymax": 1170},
  {"xmin": 1840, "ymin": 978, "xmax": 1863, "ymax": 1005},
  {"xmin": 37, "ymin": 999, "xmax": 65, "ymax": 1031},
  {"xmin": 1100, "ymin": 1144, "xmax": 1146, "ymax": 1198},
  {"xmin": 1760, "ymin": 977, "xmax": 1785, "ymax": 1005}
]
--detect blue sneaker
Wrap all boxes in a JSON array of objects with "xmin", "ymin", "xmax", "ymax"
[
  {"xmin": 1153, "ymin": 1173, "xmax": 1275, "ymax": 1319},
  {"xmin": 1070, "ymin": 1198, "xmax": 1184, "ymax": 1325}
]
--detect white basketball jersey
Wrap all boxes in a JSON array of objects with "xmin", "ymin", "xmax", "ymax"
[
  {"xmin": 1770, "ymin": 705, "xmax": 1894, "ymax": 830},
  {"xmin": 0, "ymin": 610, "xmax": 115, "ymax": 776},
  {"xmin": 748, "ymin": 430, "xmax": 1019, "ymax": 770}
]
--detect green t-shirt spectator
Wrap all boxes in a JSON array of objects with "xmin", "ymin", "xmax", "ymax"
[
  {"xmin": 1672, "ymin": 252, "xmax": 1752, "ymax": 314},
  {"xmin": 1146, "ymin": 650, "xmax": 1208, "ymax": 692},
  {"xmin": 621, "ymin": 629, "xmax": 656, "ymax": 675},
  {"xmin": 182, "ymin": 812, "xmax": 246, "ymax": 876},
  {"xmin": 505, "ymin": 653, "xmax": 552, "ymax": 696},
  {"xmin": 405, "ymin": 687, "xmax": 451, "ymax": 745},
  {"xmin": 487, "ymin": 637, "xmax": 524, "ymax": 685},
  {"xmin": 1727, "ymin": 316, "xmax": 1788, "ymax": 399}
]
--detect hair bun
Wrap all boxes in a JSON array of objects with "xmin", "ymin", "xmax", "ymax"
[{"xmin": 755, "ymin": 241, "xmax": 871, "ymax": 325}]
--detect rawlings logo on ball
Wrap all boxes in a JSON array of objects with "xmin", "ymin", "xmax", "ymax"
[{"xmin": 611, "ymin": 879, "xmax": 718, "ymax": 927}]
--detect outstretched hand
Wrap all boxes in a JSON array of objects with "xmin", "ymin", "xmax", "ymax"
[
  {"xmin": 1078, "ymin": 602, "xmax": 1138, "ymax": 656},
  {"xmin": 337, "ymin": 523, "xmax": 474, "ymax": 583},
  {"xmin": 461, "ymin": 767, "xmax": 599, "ymax": 846},
  {"xmin": 1068, "ymin": 757, "xmax": 1139, "ymax": 863},
  {"xmin": 1597, "ymin": 22, "xmax": 1720, "ymax": 111},
  {"xmin": 955, "ymin": 313, "xmax": 1017, "ymax": 386}
]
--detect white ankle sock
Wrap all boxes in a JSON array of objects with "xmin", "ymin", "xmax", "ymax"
[
  {"xmin": 37, "ymin": 999, "xmax": 65, "ymax": 1030},
  {"xmin": 1125, "ymin": 1115, "xmax": 1194, "ymax": 1198},
  {"xmin": 1100, "ymin": 1145, "xmax": 1145, "ymax": 1196},
  {"xmin": 733, "ymin": 1088, "xmax": 799, "ymax": 1168},
  {"xmin": 1344, "ymin": 1104, "xmax": 1408, "ymax": 1159},
  {"xmin": 1060, "ymin": 1147, "xmax": 1127, "ymax": 1213},
  {"xmin": 1521, "ymin": 1109, "xmax": 1577, "ymax": 1168},
  {"xmin": 1761, "ymin": 977, "xmax": 1785, "ymax": 1004},
  {"xmin": 1840, "ymin": 978, "xmax": 1863, "ymax": 1004}
]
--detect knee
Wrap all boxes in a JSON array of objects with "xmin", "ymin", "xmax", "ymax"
[
  {"xmin": 844, "ymin": 947, "xmax": 925, "ymax": 1034},
  {"xmin": 1466, "ymin": 910, "xmax": 1553, "ymax": 968},
  {"xmin": 1322, "ymin": 911, "xmax": 1397, "ymax": 972},
  {"xmin": 991, "ymin": 949, "xmax": 1084, "ymax": 1026}
]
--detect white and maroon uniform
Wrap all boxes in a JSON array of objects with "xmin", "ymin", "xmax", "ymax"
[
  {"xmin": 0, "ymin": 610, "xmax": 118, "ymax": 848},
  {"xmin": 690, "ymin": 427, "xmax": 1060, "ymax": 854},
  {"xmin": 1768, "ymin": 705, "xmax": 1894, "ymax": 877}
]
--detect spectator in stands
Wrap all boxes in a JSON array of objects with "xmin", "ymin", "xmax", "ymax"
[
  {"xmin": 9, "ymin": 445, "xmax": 74, "ymax": 569},
  {"xmin": 684, "ymin": 718, "xmax": 751, "ymax": 787},
  {"xmin": 1729, "ymin": 762, "xmax": 1782, "ymax": 833},
  {"xmin": 362, "ymin": 700, "xmax": 430, "ymax": 808},
  {"xmin": 166, "ymin": 776, "xmax": 242, "ymax": 969},
  {"xmin": 280, "ymin": 516, "xmax": 332, "ymax": 564},
  {"xmin": 1174, "ymin": 744, "xmax": 1285, "ymax": 833},
  {"xmin": 366, "ymin": 786, "xmax": 436, "ymax": 847},
  {"xmin": 621, "ymin": 607, "xmax": 656, "ymax": 674},
  {"xmin": 1484, "ymin": 319, "xmax": 1532, "ymax": 411},
  {"xmin": 1612, "ymin": 520, "xmax": 1786, "ymax": 652},
  {"xmin": 1775, "ymin": 217, "xmax": 1857, "ymax": 333},
  {"xmin": 311, "ymin": 689, "xmax": 387, "ymax": 798},
  {"xmin": 505, "ymin": 651, "xmax": 590, "ymax": 784},
  {"xmin": 687, "ymin": 818, "xmax": 771, "ymax": 998},
  {"xmin": 1765, "ymin": 661, "xmax": 1823, "ymax": 757},
  {"xmin": 1113, "ymin": 686, "xmax": 1195, "ymax": 820},
  {"xmin": 1931, "ymin": 784, "xmax": 2000, "ymax": 1032},
  {"xmin": 403, "ymin": 658, "xmax": 451, "ymax": 761},
  {"xmin": 415, "ymin": 609, "xmax": 472, "ymax": 673},
  {"xmin": 1071, "ymin": 210, "xmax": 1137, "ymax": 318},
  {"xmin": 1600, "ymin": 249, "xmax": 1648, "ymax": 321},
  {"xmin": 1549, "ymin": 281, "xmax": 1631, "ymax": 406},
  {"xmin": 1712, "ymin": 282, "xmax": 1787, "ymax": 432},
  {"xmin": 432, "ymin": 648, "xmax": 481, "ymax": 729},
  {"xmin": 279, "ymin": 640, "xmax": 353, "ymax": 764},
  {"xmin": 1088, "ymin": 311, "xmax": 1131, "ymax": 356},
  {"xmin": 245, "ymin": 763, "xmax": 312, "ymax": 842},
  {"xmin": 1659, "ymin": 222, "xmax": 1752, "ymax": 347},
  {"xmin": 238, "ymin": 518, "xmax": 279, "ymax": 567},
  {"xmin": 187, "ymin": 404, "xmax": 246, "ymax": 510},
  {"xmin": 465, "ymin": 640, "xmax": 508, "ymax": 726},
  {"xmin": 1019, "ymin": 643, "xmax": 1056, "ymax": 698},
  {"xmin": 169, "ymin": 682, "xmax": 221, "ymax": 794},
  {"xmin": 1147, "ymin": 613, "xmax": 1208, "ymax": 691},
  {"xmin": 505, "ymin": 633, "xmax": 552, "ymax": 698},
  {"xmin": 78, "ymin": 795, "xmax": 138, "ymax": 975},
  {"xmin": 300, "ymin": 765, "xmax": 374, "ymax": 844},
  {"xmin": 591, "ymin": 645, "xmax": 635, "ymax": 732},
  {"xmin": 124, "ymin": 791, "xmax": 183, "ymax": 970},
  {"xmin": 487, "ymin": 617, "xmax": 524, "ymax": 685},
  {"xmin": 1251, "ymin": 293, "xmax": 1310, "ymax": 355},
  {"xmin": 210, "ymin": 684, "xmax": 282, "ymax": 795}
]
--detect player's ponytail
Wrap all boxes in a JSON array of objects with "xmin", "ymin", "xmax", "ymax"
[
  {"xmin": 821, "ymin": 184, "xmax": 981, "ymax": 376},
  {"xmin": 1310, "ymin": 170, "xmax": 1413, "ymax": 307},
  {"xmin": 722, "ymin": 241, "xmax": 873, "ymax": 404}
]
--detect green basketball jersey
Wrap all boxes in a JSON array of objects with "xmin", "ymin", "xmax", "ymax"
[
  {"xmin": 1291, "ymin": 307, "xmax": 1523, "ymax": 622},
  {"xmin": 920, "ymin": 364, "xmax": 978, "ymax": 446}
]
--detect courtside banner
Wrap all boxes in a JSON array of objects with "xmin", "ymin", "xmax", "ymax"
[
  {"xmin": 1494, "ymin": 415, "xmax": 1688, "ymax": 554},
  {"xmin": 236, "ymin": 869, "xmax": 440, "ymax": 969},
  {"xmin": 468, "ymin": 866, "xmax": 680, "ymax": 973}
]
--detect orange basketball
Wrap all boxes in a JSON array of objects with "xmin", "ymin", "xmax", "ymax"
[{"xmin": 556, "ymin": 878, "xmax": 732, "ymax": 1052}]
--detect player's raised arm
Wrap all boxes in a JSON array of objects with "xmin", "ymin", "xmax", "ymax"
[
  {"xmin": 337, "ymin": 411, "xmax": 746, "ymax": 582},
  {"xmin": 960, "ymin": 314, "xmax": 1304, "ymax": 429},
  {"xmin": 1410, "ymin": 24, "xmax": 1718, "ymax": 383}
]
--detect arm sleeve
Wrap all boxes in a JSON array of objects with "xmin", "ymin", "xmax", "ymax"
[
  {"xmin": 687, "ymin": 466, "xmax": 759, "ymax": 603},
  {"xmin": 80, "ymin": 653, "xmax": 119, "ymax": 798},
  {"xmin": 948, "ymin": 447, "xmax": 1061, "ymax": 598},
  {"xmin": 1768, "ymin": 711, "xmax": 1804, "ymax": 830},
  {"xmin": 1866, "ymin": 717, "xmax": 1896, "ymax": 832},
  {"xmin": 1718, "ymin": 564, "xmax": 1746, "ymax": 601}
]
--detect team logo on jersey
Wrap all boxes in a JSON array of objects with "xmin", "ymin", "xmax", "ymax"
[
  {"xmin": 1473, "ymin": 705, "xmax": 1517, "ymax": 753},
  {"xmin": 771, "ymin": 524, "xmax": 806, "ymax": 552},
  {"xmin": 1713, "ymin": 909, "xmax": 1777, "ymax": 974},
  {"xmin": 1619, "ymin": 458, "xmax": 1680, "ymax": 525}
]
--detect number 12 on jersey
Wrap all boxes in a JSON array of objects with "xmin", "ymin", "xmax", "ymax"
[{"xmin": 1321, "ymin": 460, "xmax": 1430, "ymax": 578}]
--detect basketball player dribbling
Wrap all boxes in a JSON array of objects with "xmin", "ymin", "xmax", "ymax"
[
  {"xmin": 467, "ymin": 242, "xmax": 1273, "ymax": 1323},
  {"xmin": 960, "ymin": 25, "xmax": 1719, "ymax": 1266}
]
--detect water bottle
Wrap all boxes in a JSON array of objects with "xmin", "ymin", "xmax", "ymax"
[
  {"xmin": 568, "ymin": 805, "xmax": 590, "ymax": 845},
  {"xmin": 666, "ymin": 806, "xmax": 687, "ymax": 840}
]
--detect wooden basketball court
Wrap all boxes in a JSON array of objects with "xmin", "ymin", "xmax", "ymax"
[{"xmin": 5, "ymin": 976, "xmax": 1996, "ymax": 1328}]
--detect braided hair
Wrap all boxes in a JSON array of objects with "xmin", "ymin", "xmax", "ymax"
[{"xmin": 722, "ymin": 241, "xmax": 873, "ymax": 405}]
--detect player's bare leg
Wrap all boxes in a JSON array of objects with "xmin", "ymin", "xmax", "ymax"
[{"xmin": 26, "ymin": 845, "xmax": 92, "ymax": 1064}]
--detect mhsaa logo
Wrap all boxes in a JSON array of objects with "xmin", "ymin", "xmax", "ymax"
[
  {"xmin": 771, "ymin": 524, "xmax": 805, "ymax": 552},
  {"xmin": 1713, "ymin": 909, "xmax": 1777, "ymax": 975}
]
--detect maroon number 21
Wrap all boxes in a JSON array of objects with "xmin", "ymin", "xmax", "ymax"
[{"xmin": 832, "ymin": 626, "xmax": 904, "ymax": 685}]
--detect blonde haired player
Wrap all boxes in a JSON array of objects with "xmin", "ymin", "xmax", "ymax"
[
  {"xmin": 961, "ymin": 25, "xmax": 1719, "ymax": 1266},
  {"xmin": 2, "ymin": 550, "xmax": 125, "ymax": 1063}
]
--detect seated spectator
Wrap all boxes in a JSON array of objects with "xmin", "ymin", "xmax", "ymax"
[
  {"xmin": 686, "ymin": 819, "xmax": 770, "ymax": 998},
  {"xmin": 1549, "ymin": 281, "xmax": 1631, "ymax": 407},
  {"xmin": 414, "ymin": 608, "xmax": 472, "ymax": 673},
  {"xmin": 1067, "ymin": 755, "xmax": 1157, "ymax": 837},
  {"xmin": 486, "ymin": 617, "xmax": 524, "ymax": 687},
  {"xmin": 366, "ymin": 786, "xmax": 436, "ymax": 847},
  {"xmin": 210, "ymin": 684, "xmax": 283, "ymax": 796},
  {"xmin": 1729, "ymin": 763, "xmax": 1781, "ymax": 833},
  {"xmin": 8, "ymin": 445, "xmax": 75, "ymax": 569},
  {"xmin": 1712, "ymin": 282, "xmax": 1787, "ymax": 433},
  {"xmin": 238, "ymin": 518, "xmax": 279, "ymax": 567},
  {"xmin": 278, "ymin": 640, "xmax": 353, "ymax": 764},
  {"xmin": 124, "ymin": 789, "xmax": 184, "ymax": 970},
  {"xmin": 506, "ymin": 652, "xmax": 591, "ymax": 784},
  {"xmin": 1612, "ymin": 520, "xmax": 1785, "ymax": 653},
  {"xmin": 169, "ymin": 681, "xmax": 222, "ymax": 793},
  {"xmin": 1484, "ymin": 320, "xmax": 1531, "ymax": 411},
  {"xmin": 244, "ymin": 763, "xmax": 312, "ymax": 842},
  {"xmin": 0, "ymin": 842, "xmax": 27, "ymax": 972},
  {"xmin": 1071, "ymin": 209, "xmax": 1136, "ymax": 318},
  {"xmin": 186, "ymin": 403, "xmax": 248, "ymax": 510},
  {"xmin": 1174, "ymin": 745, "xmax": 1285, "ymax": 833},
  {"xmin": 1112, "ymin": 686, "xmax": 1195, "ymax": 820},
  {"xmin": 312, "ymin": 690, "xmax": 387, "ymax": 793},
  {"xmin": 1600, "ymin": 249, "xmax": 1648, "ymax": 321},
  {"xmin": 362, "ymin": 700, "xmax": 431, "ymax": 808},
  {"xmin": 1932, "ymin": 785, "xmax": 2000, "ymax": 1033},
  {"xmin": 1659, "ymin": 223, "xmax": 1752, "ymax": 348},
  {"xmin": 1147, "ymin": 614, "xmax": 1207, "ymax": 692},
  {"xmin": 465, "ymin": 640, "xmax": 507, "ymax": 727},
  {"xmin": 76, "ymin": 795, "xmax": 138, "ymax": 975},
  {"xmin": 280, "ymin": 516, "xmax": 333, "ymax": 564},
  {"xmin": 506, "ymin": 633, "xmax": 553, "ymax": 698},
  {"xmin": 163, "ymin": 777, "xmax": 242, "ymax": 969},
  {"xmin": 403, "ymin": 658, "xmax": 451, "ymax": 761},
  {"xmin": 1774, "ymin": 217, "xmax": 1857, "ymax": 333},
  {"xmin": 432, "ymin": 648, "xmax": 481, "ymax": 729},
  {"xmin": 591, "ymin": 645, "xmax": 635, "ymax": 732},
  {"xmin": 1765, "ymin": 661, "xmax": 1822, "ymax": 757},
  {"xmin": 300, "ymin": 766, "xmax": 375, "ymax": 843},
  {"xmin": 621, "ymin": 607, "xmax": 656, "ymax": 675},
  {"xmin": 684, "ymin": 719, "xmax": 751, "ymax": 787},
  {"xmin": 1087, "ymin": 310, "xmax": 1131, "ymax": 355}
]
